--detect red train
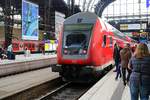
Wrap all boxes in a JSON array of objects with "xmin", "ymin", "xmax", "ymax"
[
  {"xmin": 0, "ymin": 40, "xmax": 44, "ymax": 53},
  {"xmin": 53, "ymin": 12, "xmax": 135, "ymax": 82}
]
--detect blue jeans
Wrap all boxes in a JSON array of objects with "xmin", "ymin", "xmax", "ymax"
[
  {"xmin": 115, "ymin": 62, "xmax": 121, "ymax": 80},
  {"xmin": 114, "ymin": 60, "xmax": 119, "ymax": 70},
  {"xmin": 129, "ymin": 80, "xmax": 149, "ymax": 100},
  {"xmin": 7, "ymin": 51, "xmax": 12, "ymax": 59}
]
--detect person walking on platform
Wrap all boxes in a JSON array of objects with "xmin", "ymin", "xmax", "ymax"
[
  {"xmin": 120, "ymin": 43, "xmax": 132, "ymax": 85},
  {"xmin": 0, "ymin": 46, "xmax": 3, "ymax": 59},
  {"xmin": 113, "ymin": 43, "xmax": 122, "ymax": 80},
  {"xmin": 24, "ymin": 48, "xmax": 27, "ymax": 57},
  {"xmin": 7, "ymin": 44, "xmax": 13, "ymax": 59},
  {"xmin": 128, "ymin": 43, "xmax": 150, "ymax": 100},
  {"xmin": 0, "ymin": 46, "xmax": 7, "ymax": 59},
  {"xmin": 42, "ymin": 45, "xmax": 45, "ymax": 55}
]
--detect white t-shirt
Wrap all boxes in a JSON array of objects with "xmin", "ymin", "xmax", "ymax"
[{"xmin": 7, "ymin": 45, "xmax": 12, "ymax": 52}]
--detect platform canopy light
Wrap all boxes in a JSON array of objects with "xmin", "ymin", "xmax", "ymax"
[{"xmin": 44, "ymin": 32, "xmax": 46, "ymax": 35}]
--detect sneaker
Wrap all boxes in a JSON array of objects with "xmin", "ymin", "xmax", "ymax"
[
  {"xmin": 113, "ymin": 70, "xmax": 117, "ymax": 72},
  {"xmin": 126, "ymin": 81, "xmax": 129, "ymax": 85},
  {"xmin": 123, "ymin": 82, "xmax": 126, "ymax": 86},
  {"xmin": 119, "ymin": 75, "xmax": 121, "ymax": 78},
  {"xmin": 115, "ymin": 77, "xmax": 118, "ymax": 80}
]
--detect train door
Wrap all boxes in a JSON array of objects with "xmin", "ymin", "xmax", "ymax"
[
  {"xmin": 34, "ymin": 42, "xmax": 39, "ymax": 52},
  {"xmin": 102, "ymin": 34, "xmax": 114, "ymax": 64},
  {"xmin": 102, "ymin": 34, "xmax": 107, "ymax": 64},
  {"xmin": 28, "ymin": 43, "xmax": 32, "ymax": 52},
  {"xmin": 12, "ymin": 42, "xmax": 19, "ymax": 52},
  {"xmin": 31, "ymin": 43, "xmax": 35, "ymax": 52},
  {"xmin": 19, "ymin": 42, "xmax": 24, "ymax": 52},
  {"xmin": 24, "ymin": 43, "xmax": 28, "ymax": 50},
  {"xmin": 107, "ymin": 36, "xmax": 113, "ymax": 61}
]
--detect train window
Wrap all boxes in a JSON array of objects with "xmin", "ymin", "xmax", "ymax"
[
  {"xmin": 102, "ymin": 35, "xmax": 106, "ymax": 47},
  {"xmin": 20, "ymin": 44, "xmax": 23, "ymax": 48},
  {"xmin": 66, "ymin": 34, "xmax": 86, "ymax": 47},
  {"xmin": 110, "ymin": 37, "xmax": 113, "ymax": 48},
  {"xmin": 13, "ymin": 43, "xmax": 19, "ymax": 48}
]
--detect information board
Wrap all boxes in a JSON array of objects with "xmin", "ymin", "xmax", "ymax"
[{"xmin": 22, "ymin": 0, "xmax": 39, "ymax": 40}]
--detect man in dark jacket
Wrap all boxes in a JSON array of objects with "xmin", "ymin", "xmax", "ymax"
[{"xmin": 113, "ymin": 43, "xmax": 122, "ymax": 80}]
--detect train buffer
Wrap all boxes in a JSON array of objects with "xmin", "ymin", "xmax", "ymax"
[{"xmin": 79, "ymin": 68, "xmax": 132, "ymax": 100}]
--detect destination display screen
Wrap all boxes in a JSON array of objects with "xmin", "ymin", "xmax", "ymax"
[{"xmin": 64, "ymin": 24, "xmax": 93, "ymax": 31}]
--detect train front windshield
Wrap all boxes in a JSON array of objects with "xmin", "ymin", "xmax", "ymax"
[
  {"xmin": 66, "ymin": 34, "xmax": 86, "ymax": 47},
  {"xmin": 63, "ymin": 24, "xmax": 93, "ymax": 55}
]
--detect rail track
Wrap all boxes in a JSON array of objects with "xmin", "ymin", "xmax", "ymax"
[
  {"xmin": 38, "ymin": 65, "xmax": 114, "ymax": 100},
  {"xmin": 39, "ymin": 82, "xmax": 93, "ymax": 100},
  {"xmin": 2, "ymin": 64, "xmax": 113, "ymax": 100}
]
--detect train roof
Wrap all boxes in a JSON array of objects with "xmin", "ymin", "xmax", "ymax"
[
  {"xmin": 64, "ymin": 12, "xmax": 98, "ymax": 25},
  {"xmin": 64, "ymin": 12, "xmax": 134, "ymax": 44}
]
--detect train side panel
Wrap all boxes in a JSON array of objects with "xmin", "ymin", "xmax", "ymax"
[
  {"xmin": 57, "ymin": 27, "xmax": 64, "ymax": 64},
  {"xmin": 89, "ymin": 19, "xmax": 103, "ymax": 66},
  {"xmin": 90, "ymin": 18, "xmax": 114, "ymax": 67}
]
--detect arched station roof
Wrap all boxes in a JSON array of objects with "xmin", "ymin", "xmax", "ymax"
[
  {"xmin": 0, "ymin": 0, "xmax": 69, "ymax": 17},
  {"xmin": 95, "ymin": 0, "xmax": 116, "ymax": 17}
]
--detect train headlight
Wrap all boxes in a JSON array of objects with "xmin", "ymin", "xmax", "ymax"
[
  {"xmin": 64, "ymin": 50, "xmax": 68, "ymax": 54},
  {"xmin": 82, "ymin": 50, "xmax": 87, "ymax": 54}
]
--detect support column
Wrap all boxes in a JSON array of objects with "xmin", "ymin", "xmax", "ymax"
[{"xmin": 3, "ymin": 0, "xmax": 14, "ymax": 49}]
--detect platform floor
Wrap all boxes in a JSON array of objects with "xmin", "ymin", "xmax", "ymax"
[
  {"xmin": 0, "ymin": 53, "xmax": 56, "ymax": 65},
  {"xmin": 79, "ymin": 68, "xmax": 132, "ymax": 100},
  {"xmin": 0, "ymin": 67, "xmax": 59, "ymax": 99}
]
